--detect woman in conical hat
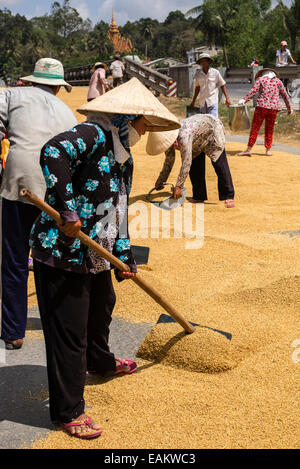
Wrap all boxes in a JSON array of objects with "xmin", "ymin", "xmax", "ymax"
[
  {"xmin": 29, "ymin": 78, "xmax": 180, "ymax": 439},
  {"xmin": 87, "ymin": 62, "xmax": 109, "ymax": 102}
]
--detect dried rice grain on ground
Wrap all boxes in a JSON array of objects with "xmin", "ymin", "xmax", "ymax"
[
  {"xmin": 137, "ymin": 307, "xmax": 286, "ymax": 373},
  {"xmin": 27, "ymin": 88, "xmax": 300, "ymax": 449}
]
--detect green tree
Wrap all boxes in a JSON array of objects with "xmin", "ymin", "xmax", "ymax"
[
  {"xmin": 278, "ymin": 0, "xmax": 300, "ymax": 57},
  {"xmin": 88, "ymin": 20, "xmax": 114, "ymax": 59},
  {"xmin": 186, "ymin": 0, "xmax": 271, "ymax": 67}
]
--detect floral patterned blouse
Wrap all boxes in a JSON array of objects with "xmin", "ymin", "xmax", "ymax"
[
  {"xmin": 30, "ymin": 121, "xmax": 135, "ymax": 274},
  {"xmin": 243, "ymin": 77, "xmax": 291, "ymax": 111},
  {"xmin": 156, "ymin": 114, "xmax": 226, "ymax": 189}
]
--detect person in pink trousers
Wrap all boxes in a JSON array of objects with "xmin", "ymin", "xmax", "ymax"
[
  {"xmin": 238, "ymin": 68, "xmax": 292, "ymax": 157},
  {"xmin": 87, "ymin": 62, "xmax": 109, "ymax": 102}
]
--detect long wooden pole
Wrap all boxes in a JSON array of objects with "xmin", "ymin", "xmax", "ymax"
[{"xmin": 21, "ymin": 189, "xmax": 195, "ymax": 334}]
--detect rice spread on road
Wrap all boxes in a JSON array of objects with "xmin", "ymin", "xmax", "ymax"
[{"xmin": 28, "ymin": 87, "xmax": 300, "ymax": 449}]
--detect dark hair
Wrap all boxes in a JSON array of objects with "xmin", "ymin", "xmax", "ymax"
[{"xmin": 95, "ymin": 64, "xmax": 105, "ymax": 70}]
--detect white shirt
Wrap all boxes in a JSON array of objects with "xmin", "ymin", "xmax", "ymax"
[
  {"xmin": 0, "ymin": 86, "xmax": 77, "ymax": 203},
  {"xmin": 110, "ymin": 60, "xmax": 125, "ymax": 78},
  {"xmin": 276, "ymin": 48, "xmax": 291, "ymax": 66},
  {"xmin": 194, "ymin": 67, "xmax": 226, "ymax": 107}
]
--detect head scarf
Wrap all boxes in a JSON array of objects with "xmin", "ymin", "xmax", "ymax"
[
  {"xmin": 112, "ymin": 114, "xmax": 138, "ymax": 156},
  {"xmin": 262, "ymin": 71, "xmax": 276, "ymax": 79},
  {"xmin": 86, "ymin": 113, "xmax": 138, "ymax": 164}
]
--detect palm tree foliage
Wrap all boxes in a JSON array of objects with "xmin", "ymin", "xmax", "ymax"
[{"xmin": 0, "ymin": 0, "xmax": 298, "ymax": 79}]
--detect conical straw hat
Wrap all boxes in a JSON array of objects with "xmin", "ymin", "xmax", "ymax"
[
  {"xmin": 77, "ymin": 77, "xmax": 180, "ymax": 132},
  {"xmin": 255, "ymin": 68, "xmax": 279, "ymax": 80},
  {"xmin": 146, "ymin": 129, "xmax": 179, "ymax": 155}
]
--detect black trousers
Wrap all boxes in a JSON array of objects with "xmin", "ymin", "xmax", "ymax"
[
  {"xmin": 1, "ymin": 198, "xmax": 40, "ymax": 340},
  {"xmin": 189, "ymin": 150, "xmax": 235, "ymax": 201},
  {"xmin": 33, "ymin": 260, "xmax": 117, "ymax": 423}
]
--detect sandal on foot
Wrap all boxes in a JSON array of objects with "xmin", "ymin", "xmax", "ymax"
[
  {"xmin": 113, "ymin": 358, "xmax": 137, "ymax": 375},
  {"xmin": 88, "ymin": 359, "xmax": 137, "ymax": 378},
  {"xmin": 4, "ymin": 339, "xmax": 23, "ymax": 350},
  {"xmin": 237, "ymin": 151, "xmax": 251, "ymax": 157},
  {"xmin": 61, "ymin": 416, "xmax": 103, "ymax": 439},
  {"xmin": 225, "ymin": 199, "xmax": 235, "ymax": 209}
]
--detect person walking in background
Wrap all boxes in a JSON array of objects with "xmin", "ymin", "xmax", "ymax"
[
  {"xmin": 190, "ymin": 53, "xmax": 231, "ymax": 118},
  {"xmin": 110, "ymin": 55, "xmax": 125, "ymax": 87},
  {"xmin": 0, "ymin": 58, "xmax": 77, "ymax": 350},
  {"xmin": 238, "ymin": 68, "xmax": 292, "ymax": 157},
  {"xmin": 87, "ymin": 62, "xmax": 109, "ymax": 102},
  {"xmin": 276, "ymin": 41, "xmax": 297, "ymax": 88},
  {"xmin": 276, "ymin": 41, "xmax": 296, "ymax": 67}
]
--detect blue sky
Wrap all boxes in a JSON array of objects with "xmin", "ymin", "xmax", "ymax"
[{"xmin": 0, "ymin": 0, "xmax": 293, "ymax": 25}]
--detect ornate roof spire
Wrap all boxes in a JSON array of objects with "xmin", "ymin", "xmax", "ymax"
[
  {"xmin": 111, "ymin": 8, "xmax": 116, "ymax": 26},
  {"xmin": 108, "ymin": 7, "xmax": 133, "ymax": 53},
  {"xmin": 109, "ymin": 7, "xmax": 119, "ymax": 34}
]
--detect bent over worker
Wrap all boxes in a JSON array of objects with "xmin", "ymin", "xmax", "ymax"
[{"xmin": 147, "ymin": 113, "xmax": 235, "ymax": 208}]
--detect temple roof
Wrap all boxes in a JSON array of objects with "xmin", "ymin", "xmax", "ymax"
[{"xmin": 108, "ymin": 8, "xmax": 132, "ymax": 53}]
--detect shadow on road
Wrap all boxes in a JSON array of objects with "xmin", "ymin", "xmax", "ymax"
[{"xmin": 0, "ymin": 364, "xmax": 52, "ymax": 430}]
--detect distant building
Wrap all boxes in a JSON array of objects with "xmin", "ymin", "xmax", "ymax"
[
  {"xmin": 108, "ymin": 9, "xmax": 133, "ymax": 54},
  {"xmin": 187, "ymin": 45, "xmax": 220, "ymax": 64}
]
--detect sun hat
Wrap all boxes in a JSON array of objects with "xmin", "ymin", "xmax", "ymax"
[
  {"xmin": 94, "ymin": 62, "xmax": 107, "ymax": 70},
  {"xmin": 255, "ymin": 68, "xmax": 279, "ymax": 80},
  {"xmin": 146, "ymin": 129, "xmax": 179, "ymax": 155},
  {"xmin": 77, "ymin": 77, "xmax": 180, "ymax": 132},
  {"xmin": 196, "ymin": 53, "xmax": 213, "ymax": 64},
  {"xmin": 20, "ymin": 58, "xmax": 72, "ymax": 92}
]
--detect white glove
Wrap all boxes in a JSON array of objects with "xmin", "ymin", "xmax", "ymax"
[{"xmin": 238, "ymin": 99, "xmax": 245, "ymax": 105}]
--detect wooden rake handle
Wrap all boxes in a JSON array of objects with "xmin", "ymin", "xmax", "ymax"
[{"xmin": 21, "ymin": 189, "xmax": 195, "ymax": 334}]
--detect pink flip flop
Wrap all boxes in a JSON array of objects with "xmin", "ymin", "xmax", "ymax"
[
  {"xmin": 114, "ymin": 358, "xmax": 137, "ymax": 375},
  {"xmin": 88, "ymin": 358, "xmax": 137, "ymax": 378},
  {"xmin": 61, "ymin": 416, "xmax": 103, "ymax": 439},
  {"xmin": 225, "ymin": 199, "xmax": 235, "ymax": 209}
]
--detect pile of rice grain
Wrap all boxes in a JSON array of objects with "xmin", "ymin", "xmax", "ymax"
[{"xmin": 137, "ymin": 306, "xmax": 284, "ymax": 373}]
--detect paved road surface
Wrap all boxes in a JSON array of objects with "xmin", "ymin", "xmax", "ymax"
[{"xmin": 0, "ymin": 305, "xmax": 154, "ymax": 449}]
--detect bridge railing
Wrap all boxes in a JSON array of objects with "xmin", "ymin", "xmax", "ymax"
[
  {"xmin": 123, "ymin": 57, "xmax": 176, "ymax": 96},
  {"xmin": 64, "ymin": 59, "xmax": 177, "ymax": 96}
]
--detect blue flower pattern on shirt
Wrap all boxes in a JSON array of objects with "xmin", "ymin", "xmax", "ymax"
[
  {"xmin": 43, "ymin": 165, "xmax": 58, "ymax": 188},
  {"xmin": 52, "ymin": 249, "xmax": 62, "ymax": 259},
  {"xmin": 40, "ymin": 212, "xmax": 52, "ymax": 224},
  {"xmin": 76, "ymin": 138, "xmax": 86, "ymax": 154},
  {"xmin": 76, "ymin": 195, "xmax": 96, "ymax": 219},
  {"xmin": 70, "ymin": 238, "xmax": 81, "ymax": 252},
  {"xmin": 60, "ymin": 140, "xmax": 77, "ymax": 160},
  {"xmin": 85, "ymin": 179, "xmax": 99, "ymax": 191},
  {"xmin": 65, "ymin": 199, "xmax": 77, "ymax": 211},
  {"xmin": 38, "ymin": 228, "xmax": 59, "ymax": 249},
  {"xmin": 110, "ymin": 177, "xmax": 120, "ymax": 192},
  {"xmin": 66, "ymin": 183, "xmax": 73, "ymax": 195},
  {"xmin": 98, "ymin": 156, "xmax": 110, "ymax": 174},
  {"xmin": 30, "ymin": 122, "xmax": 135, "ymax": 271},
  {"xmin": 44, "ymin": 146, "xmax": 60, "ymax": 159},
  {"xmin": 115, "ymin": 239, "xmax": 130, "ymax": 253},
  {"xmin": 89, "ymin": 221, "xmax": 103, "ymax": 239}
]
